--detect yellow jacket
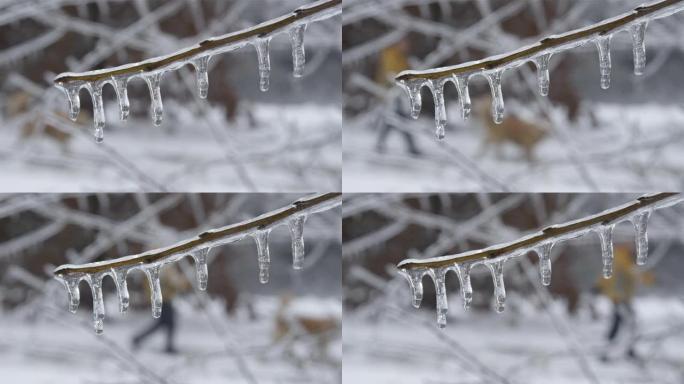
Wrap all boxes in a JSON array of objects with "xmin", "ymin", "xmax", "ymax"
[
  {"xmin": 597, "ymin": 245, "xmax": 653, "ymax": 303},
  {"xmin": 375, "ymin": 45, "xmax": 409, "ymax": 86}
]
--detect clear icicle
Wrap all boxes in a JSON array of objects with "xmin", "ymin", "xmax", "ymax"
[
  {"xmin": 428, "ymin": 79, "xmax": 447, "ymax": 140},
  {"xmin": 595, "ymin": 35, "xmax": 612, "ymax": 90},
  {"xmin": 112, "ymin": 76, "xmax": 130, "ymax": 120},
  {"xmin": 143, "ymin": 72, "xmax": 164, "ymax": 126},
  {"xmin": 455, "ymin": 263, "xmax": 473, "ymax": 310},
  {"xmin": 632, "ymin": 211, "xmax": 651, "ymax": 265},
  {"xmin": 486, "ymin": 260, "xmax": 506, "ymax": 313},
  {"xmin": 253, "ymin": 230, "xmax": 271, "ymax": 284},
  {"xmin": 403, "ymin": 79, "xmax": 424, "ymax": 119},
  {"xmin": 63, "ymin": 85, "xmax": 81, "ymax": 121},
  {"xmin": 288, "ymin": 215, "xmax": 307, "ymax": 270},
  {"xmin": 255, "ymin": 38, "xmax": 271, "ymax": 92},
  {"xmin": 430, "ymin": 268, "xmax": 448, "ymax": 329},
  {"xmin": 597, "ymin": 225, "xmax": 614, "ymax": 278},
  {"xmin": 404, "ymin": 269, "xmax": 425, "ymax": 308},
  {"xmin": 536, "ymin": 243, "xmax": 553, "ymax": 286},
  {"xmin": 631, "ymin": 22, "xmax": 648, "ymax": 76},
  {"xmin": 112, "ymin": 267, "xmax": 130, "ymax": 313},
  {"xmin": 192, "ymin": 56, "xmax": 210, "ymax": 99},
  {"xmin": 193, "ymin": 248, "xmax": 209, "ymax": 290},
  {"xmin": 485, "ymin": 70, "xmax": 505, "ymax": 124},
  {"xmin": 534, "ymin": 53, "xmax": 552, "ymax": 96},
  {"xmin": 63, "ymin": 276, "xmax": 80, "ymax": 313},
  {"xmin": 289, "ymin": 24, "xmax": 306, "ymax": 78},
  {"xmin": 143, "ymin": 265, "xmax": 163, "ymax": 318},
  {"xmin": 87, "ymin": 274, "xmax": 105, "ymax": 334},
  {"xmin": 452, "ymin": 75, "xmax": 471, "ymax": 119},
  {"xmin": 86, "ymin": 82, "xmax": 105, "ymax": 143}
]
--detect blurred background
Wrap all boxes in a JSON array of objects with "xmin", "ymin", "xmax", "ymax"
[
  {"xmin": 0, "ymin": 193, "xmax": 342, "ymax": 383},
  {"xmin": 343, "ymin": 0, "xmax": 684, "ymax": 192},
  {"xmin": 343, "ymin": 193, "xmax": 684, "ymax": 383},
  {"xmin": 0, "ymin": 0, "xmax": 341, "ymax": 192}
]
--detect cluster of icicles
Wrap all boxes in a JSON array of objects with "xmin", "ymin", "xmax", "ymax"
[
  {"xmin": 56, "ymin": 214, "xmax": 307, "ymax": 334},
  {"xmin": 55, "ymin": 23, "xmax": 309, "ymax": 144},
  {"xmin": 398, "ymin": 210, "xmax": 653, "ymax": 329},
  {"xmin": 397, "ymin": 21, "xmax": 650, "ymax": 140}
]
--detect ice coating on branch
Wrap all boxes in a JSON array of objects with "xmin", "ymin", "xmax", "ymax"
[
  {"xmin": 63, "ymin": 84, "xmax": 81, "ymax": 121},
  {"xmin": 112, "ymin": 267, "xmax": 130, "ymax": 313},
  {"xmin": 455, "ymin": 263, "xmax": 473, "ymax": 310},
  {"xmin": 535, "ymin": 242, "xmax": 553, "ymax": 286},
  {"xmin": 534, "ymin": 53, "xmax": 551, "ymax": 96},
  {"xmin": 631, "ymin": 22, "xmax": 647, "ymax": 76},
  {"xmin": 289, "ymin": 24, "xmax": 307, "ymax": 78},
  {"xmin": 401, "ymin": 268, "xmax": 426, "ymax": 308},
  {"xmin": 192, "ymin": 56, "xmax": 211, "ymax": 99},
  {"xmin": 86, "ymin": 273, "xmax": 105, "ymax": 334},
  {"xmin": 112, "ymin": 76, "xmax": 130, "ymax": 120},
  {"xmin": 452, "ymin": 75, "xmax": 471, "ymax": 119},
  {"xmin": 427, "ymin": 79, "xmax": 447, "ymax": 140},
  {"xmin": 254, "ymin": 38, "xmax": 271, "ymax": 92},
  {"xmin": 143, "ymin": 265, "xmax": 163, "ymax": 318},
  {"xmin": 192, "ymin": 248, "xmax": 210, "ymax": 290},
  {"xmin": 486, "ymin": 260, "xmax": 506, "ymax": 313},
  {"xmin": 143, "ymin": 72, "xmax": 164, "ymax": 126},
  {"xmin": 86, "ymin": 81, "xmax": 105, "ymax": 143},
  {"xmin": 485, "ymin": 70, "xmax": 505, "ymax": 124},
  {"xmin": 632, "ymin": 211, "xmax": 650, "ymax": 265},
  {"xmin": 597, "ymin": 225, "xmax": 614, "ymax": 278},
  {"xmin": 595, "ymin": 35, "xmax": 612, "ymax": 90},
  {"xmin": 288, "ymin": 214, "xmax": 307, "ymax": 270},
  {"xmin": 63, "ymin": 275, "xmax": 80, "ymax": 313},
  {"xmin": 429, "ymin": 267, "xmax": 449, "ymax": 328},
  {"xmin": 401, "ymin": 79, "xmax": 424, "ymax": 119},
  {"xmin": 253, "ymin": 230, "xmax": 271, "ymax": 284}
]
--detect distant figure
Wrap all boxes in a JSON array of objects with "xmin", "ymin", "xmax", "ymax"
[
  {"xmin": 474, "ymin": 96, "xmax": 547, "ymax": 163},
  {"xmin": 596, "ymin": 244, "xmax": 654, "ymax": 362},
  {"xmin": 132, "ymin": 266, "xmax": 191, "ymax": 354},
  {"xmin": 375, "ymin": 38, "xmax": 421, "ymax": 155},
  {"xmin": 6, "ymin": 91, "xmax": 76, "ymax": 152}
]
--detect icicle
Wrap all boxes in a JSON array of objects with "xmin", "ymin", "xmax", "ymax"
[
  {"xmin": 63, "ymin": 84, "xmax": 81, "ymax": 121},
  {"xmin": 253, "ymin": 230, "xmax": 271, "ymax": 284},
  {"xmin": 485, "ymin": 70, "xmax": 505, "ymax": 124},
  {"xmin": 63, "ymin": 276, "xmax": 80, "ymax": 313},
  {"xmin": 535, "ymin": 242, "xmax": 553, "ymax": 286},
  {"xmin": 595, "ymin": 35, "xmax": 612, "ymax": 90},
  {"xmin": 143, "ymin": 265, "xmax": 163, "ymax": 318},
  {"xmin": 192, "ymin": 56, "xmax": 210, "ymax": 99},
  {"xmin": 632, "ymin": 211, "xmax": 651, "ymax": 265},
  {"xmin": 254, "ymin": 38, "xmax": 271, "ymax": 92},
  {"xmin": 486, "ymin": 260, "xmax": 506, "ymax": 313},
  {"xmin": 143, "ymin": 72, "xmax": 164, "ymax": 126},
  {"xmin": 192, "ymin": 248, "xmax": 209, "ymax": 290},
  {"xmin": 429, "ymin": 267, "xmax": 448, "ymax": 329},
  {"xmin": 288, "ymin": 215, "xmax": 307, "ymax": 270},
  {"xmin": 112, "ymin": 267, "xmax": 129, "ymax": 313},
  {"xmin": 403, "ymin": 269, "xmax": 425, "ymax": 308},
  {"xmin": 534, "ymin": 53, "xmax": 552, "ymax": 96},
  {"xmin": 289, "ymin": 24, "xmax": 306, "ymax": 78},
  {"xmin": 452, "ymin": 75, "xmax": 471, "ymax": 119},
  {"xmin": 86, "ymin": 82, "xmax": 105, "ymax": 143},
  {"xmin": 597, "ymin": 225, "xmax": 614, "ymax": 278},
  {"xmin": 455, "ymin": 263, "xmax": 473, "ymax": 310},
  {"xmin": 630, "ymin": 22, "xmax": 648, "ymax": 76},
  {"xmin": 402, "ymin": 79, "xmax": 424, "ymax": 119},
  {"xmin": 428, "ymin": 79, "xmax": 447, "ymax": 140},
  {"xmin": 112, "ymin": 76, "xmax": 130, "ymax": 120},
  {"xmin": 87, "ymin": 273, "xmax": 105, "ymax": 334}
]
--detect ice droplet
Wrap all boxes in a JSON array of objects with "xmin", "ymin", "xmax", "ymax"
[
  {"xmin": 630, "ymin": 22, "xmax": 648, "ymax": 76},
  {"xmin": 401, "ymin": 79, "xmax": 424, "ymax": 119},
  {"xmin": 534, "ymin": 53, "xmax": 551, "ymax": 96},
  {"xmin": 192, "ymin": 56, "xmax": 210, "ymax": 99},
  {"xmin": 143, "ymin": 265, "xmax": 163, "ymax": 318},
  {"xmin": 402, "ymin": 269, "xmax": 425, "ymax": 308},
  {"xmin": 86, "ymin": 273, "xmax": 105, "ymax": 334},
  {"xmin": 112, "ymin": 267, "xmax": 130, "ymax": 313},
  {"xmin": 63, "ymin": 84, "xmax": 81, "ymax": 121},
  {"xmin": 595, "ymin": 35, "xmax": 612, "ymax": 90},
  {"xmin": 192, "ymin": 248, "xmax": 209, "ymax": 291},
  {"xmin": 429, "ymin": 267, "xmax": 448, "ymax": 329},
  {"xmin": 632, "ymin": 211, "xmax": 650, "ymax": 265},
  {"xmin": 86, "ymin": 81, "xmax": 105, "ymax": 143},
  {"xmin": 63, "ymin": 276, "xmax": 80, "ymax": 313},
  {"xmin": 112, "ymin": 76, "xmax": 130, "ymax": 120},
  {"xmin": 428, "ymin": 79, "xmax": 447, "ymax": 140},
  {"xmin": 485, "ymin": 70, "xmax": 505, "ymax": 124},
  {"xmin": 289, "ymin": 24, "xmax": 306, "ymax": 78},
  {"xmin": 535, "ymin": 242, "xmax": 553, "ymax": 286},
  {"xmin": 253, "ymin": 230, "xmax": 271, "ymax": 284},
  {"xmin": 597, "ymin": 225, "xmax": 614, "ymax": 278},
  {"xmin": 143, "ymin": 72, "xmax": 164, "ymax": 126},
  {"xmin": 288, "ymin": 215, "xmax": 307, "ymax": 270},
  {"xmin": 452, "ymin": 75, "xmax": 471, "ymax": 119},
  {"xmin": 455, "ymin": 263, "xmax": 473, "ymax": 310},
  {"xmin": 254, "ymin": 38, "xmax": 271, "ymax": 92},
  {"xmin": 486, "ymin": 260, "xmax": 506, "ymax": 313}
]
